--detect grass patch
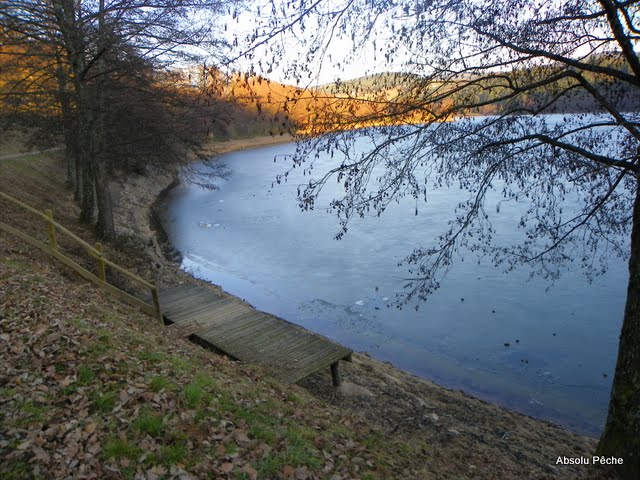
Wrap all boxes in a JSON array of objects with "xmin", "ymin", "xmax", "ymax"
[
  {"xmin": 253, "ymin": 425, "xmax": 322, "ymax": 477},
  {"xmin": 0, "ymin": 258, "xmax": 31, "ymax": 271},
  {"xmin": 78, "ymin": 365, "xmax": 96, "ymax": 384},
  {"xmin": 282, "ymin": 425, "xmax": 322, "ymax": 468},
  {"xmin": 0, "ymin": 460, "xmax": 34, "ymax": 480},
  {"xmin": 0, "ymin": 387, "xmax": 17, "ymax": 398},
  {"xmin": 132, "ymin": 409, "xmax": 164, "ymax": 437},
  {"xmin": 254, "ymin": 455, "xmax": 284, "ymax": 478},
  {"xmin": 183, "ymin": 381, "xmax": 207, "ymax": 409},
  {"xmin": 169, "ymin": 356, "xmax": 193, "ymax": 374},
  {"xmin": 84, "ymin": 341, "xmax": 110, "ymax": 358},
  {"xmin": 102, "ymin": 311, "xmax": 120, "ymax": 324},
  {"xmin": 139, "ymin": 350, "xmax": 164, "ymax": 364},
  {"xmin": 157, "ymin": 443, "xmax": 187, "ymax": 466},
  {"xmin": 92, "ymin": 389, "xmax": 117, "ymax": 413},
  {"xmin": 149, "ymin": 375, "xmax": 174, "ymax": 392},
  {"xmin": 224, "ymin": 441, "xmax": 239, "ymax": 455},
  {"xmin": 62, "ymin": 384, "xmax": 78, "ymax": 395},
  {"xmin": 96, "ymin": 328, "xmax": 114, "ymax": 344},
  {"xmin": 286, "ymin": 392, "xmax": 304, "ymax": 405},
  {"xmin": 102, "ymin": 437, "xmax": 142, "ymax": 461},
  {"xmin": 249, "ymin": 422, "xmax": 277, "ymax": 445},
  {"xmin": 181, "ymin": 374, "xmax": 217, "ymax": 409},
  {"xmin": 15, "ymin": 400, "xmax": 47, "ymax": 426},
  {"xmin": 69, "ymin": 316, "xmax": 90, "ymax": 331}
]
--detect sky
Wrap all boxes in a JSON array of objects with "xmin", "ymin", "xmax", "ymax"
[{"xmin": 220, "ymin": 3, "xmax": 396, "ymax": 86}]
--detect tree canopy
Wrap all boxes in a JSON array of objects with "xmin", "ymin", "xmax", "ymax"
[{"xmin": 1, "ymin": 0, "xmax": 229, "ymax": 238}]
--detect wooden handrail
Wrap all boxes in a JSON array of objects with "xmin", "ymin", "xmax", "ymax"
[
  {"xmin": 0, "ymin": 191, "xmax": 155, "ymax": 289},
  {"xmin": 0, "ymin": 190, "xmax": 163, "ymax": 324}
]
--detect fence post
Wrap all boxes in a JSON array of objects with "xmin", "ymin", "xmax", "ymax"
[
  {"xmin": 151, "ymin": 286, "xmax": 163, "ymax": 324},
  {"xmin": 95, "ymin": 242, "xmax": 106, "ymax": 282},
  {"xmin": 330, "ymin": 361, "xmax": 342, "ymax": 387},
  {"xmin": 45, "ymin": 209, "xmax": 58, "ymax": 251}
]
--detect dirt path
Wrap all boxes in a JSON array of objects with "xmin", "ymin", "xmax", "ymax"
[{"xmin": 0, "ymin": 147, "xmax": 63, "ymax": 161}]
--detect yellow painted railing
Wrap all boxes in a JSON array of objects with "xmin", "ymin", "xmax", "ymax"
[{"xmin": 0, "ymin": 190, "xmax": 163, "ymax": 323}]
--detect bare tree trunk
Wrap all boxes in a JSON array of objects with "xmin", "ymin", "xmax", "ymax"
[
  {"xmin": 596, "ymin": 175, "xmax": 640, "ymax": 479},
  {"xmin": 76, "ymin": 82, "xmax": 95, "ymax": 224},
  {"xmin": 93, "ymin": 159, "xmax": 115, "ymax": 239},
  {"xmin": 55, "ymin": 58, "xmax": 81, "ymax": 198},
  {"xmin": 92, "ymin": 0, "xmax": 115, "ymax": 240}
]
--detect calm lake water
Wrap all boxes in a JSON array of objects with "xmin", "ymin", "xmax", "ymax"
[{"xmin": 161, "ymin": 132, "xmax": 627, "ymax": 436}]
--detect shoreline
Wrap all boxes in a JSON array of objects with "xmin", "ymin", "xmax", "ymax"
[
  {"xmin": 111, "ymin": 134, "xmax": 297, "ymax": 268},
  {"xmin": 202, "ymin": 134, "xmax": 296, "ymax": 155},
  {"xmin": 112, "ymin": 134, "xmax": 600, "ymax": 477}
]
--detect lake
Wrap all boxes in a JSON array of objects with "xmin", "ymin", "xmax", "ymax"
[{"xmin": 160, "ymin": 130, "xmax": 627, "ymax": 436}]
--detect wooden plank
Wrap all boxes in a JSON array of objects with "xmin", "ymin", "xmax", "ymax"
[
  {"xmin": 157, "ymin": 285, "xmax": 214, "ymax": 305},
  {"xmin": 162, "ymin": 296, "xmax": 231, "ymax": 317},
  {"xmin": 271, "ymin": 336, "xmax": 330, "ymax": 365},
  {"xmin": 164, "ymin": 298, "xmax": 230, "ymax": 320},
  {"xmin": 284, "ymin": 349, "xmax": 353, "ymax": 384},
  {"xmin": 169, "ymin": 301, "xmax": 251, "ymax": 325},
  {"xmin": 204, "ymin": 319, "xmax": 276, "ymax": 348},
  {"xmin": 235, "ymin": 325, "xmax": 311, "ymax": 355},
  {"xmin": 157, "ymin": 285, "xmax": 353, "ymax": 384},
  {"xmin": 164, "ymin": 292, "xmax": 232, "ymax": 312}
]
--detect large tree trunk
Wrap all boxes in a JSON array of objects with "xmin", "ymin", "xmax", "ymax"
[
  {"xmin": 56, "ymin": 72, "xmax": 82, "ymax": 201},
  {"xmin": 76, "ymin": 83, "xmax": 96, "ymax": 224},
  {"xmin": 93, "ymin": 158, "xmax": 115, "ymax": 240},
  {"xmin": 596, "ymin": 176, "xmax": 640, "ymax": 479},
  {"xmin": 91, "ymin": 0, "xmax": 115, "ymax": 241}
]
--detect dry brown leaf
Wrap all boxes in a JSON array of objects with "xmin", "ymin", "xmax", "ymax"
[
  {"xmin": 282, "ymin": 464, "xmax": 295, "ymax": 478},
  {"xmin": 233, "ymin": 430, "xmax": 252, "ymax": 447},
  {"xmin": 31, "ymin": 446, "xmax": 51, "ymax": 463},
  {"xmin": 59, "ymin": 376, "xmax": 73, "ymax": 387},
  {"xmin": 243, "ymin": 465, "xmax": 258, "ymax": 480}
]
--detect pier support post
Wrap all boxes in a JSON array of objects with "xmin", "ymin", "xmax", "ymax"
[{"xmin": 330, "ymin": 361, "xmax": 342, "ymax": 387}]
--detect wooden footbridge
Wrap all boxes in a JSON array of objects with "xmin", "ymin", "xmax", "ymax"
[
  {"xmin": 153, "ymin": 284, "xmax": 353, "ymax": 385},
  {"xmin": 1, "ymin": 190, "xmax": 352, "ymax": 386}
]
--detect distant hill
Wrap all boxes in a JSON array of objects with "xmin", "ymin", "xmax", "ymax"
[{"xmin": 201, "ymin": 54, "xmax": 640, "ymax": 138}]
